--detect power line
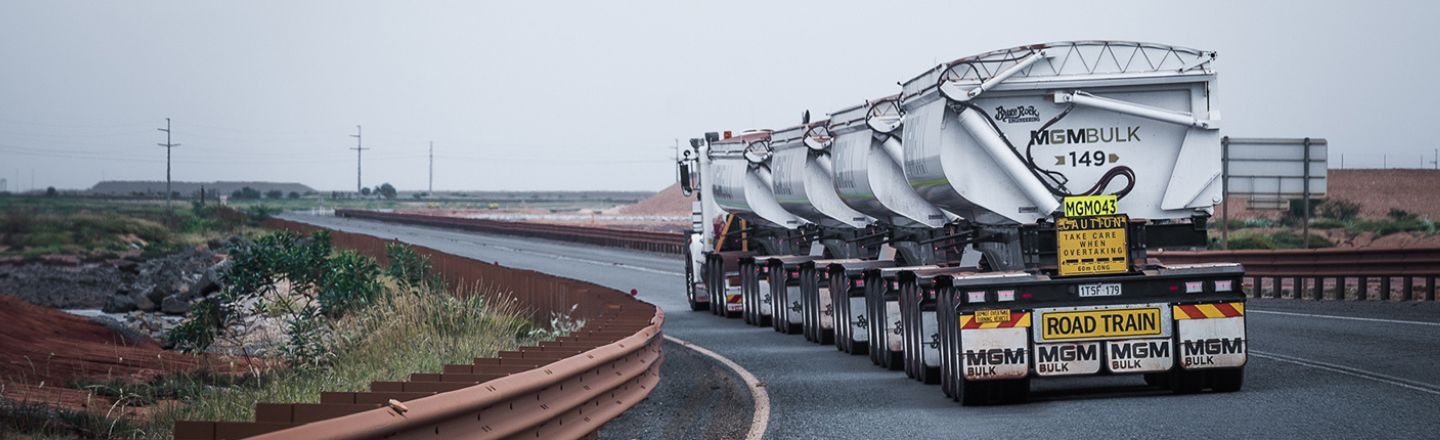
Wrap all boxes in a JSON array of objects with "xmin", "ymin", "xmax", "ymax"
[
  {"xmin": 349, "ymin": 125, "xmax": 368, "ymax": 193},
  {"xmin": 157, "ymin": 118, "xmax": 181, "ymax": 211}
]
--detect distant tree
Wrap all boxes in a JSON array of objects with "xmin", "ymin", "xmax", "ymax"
[
  {"xmin": 360, "ymin": 187, "xmax": 372, "ymax": 196},
  {"xmin": 288, "ymin": 191, "xmax": 301, "ymax": 199},
  {"xmin": 378, "ymin": 183, "xmax": 397, "ymax": 199},
  {"xmin": 265, "ymin": 189, "xmax": 284, "ymax": 199},
  {"xmin": 231, "ymin": 186, "xmax": 262, "ymax": 200},
  {"xmin": 45, "ymin": 186, "xmax": 57, "ymax": 197}
]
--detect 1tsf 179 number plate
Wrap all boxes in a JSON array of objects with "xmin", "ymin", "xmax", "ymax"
[
  {"xmin": 1056, "ymin": 214, "xmax": 1129, "ymax": 276},
  {"xmin": 1078, "ymin": 283, "xmax": 1122, "ymax": 297}
]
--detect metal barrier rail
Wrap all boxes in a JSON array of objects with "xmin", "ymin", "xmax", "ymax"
[
  {"xmin": 173, "ymin": 219, "xmax": 663, "ymax": 440},
  {"xmin": 1155, "ymin": 247, "xmax": 1440, "ymax": 301},
  {"xmin": 331, "ymin": 209, "xmax": 1440, "ymax": 302},
  {"xmin": 335, "ymin": 209, "xmax": 686, "ymax": 255}
]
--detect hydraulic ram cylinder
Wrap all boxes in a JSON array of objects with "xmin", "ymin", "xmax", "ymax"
[{"xmin": 955, "ymin": 109, "xmax": 1061, "ymax": 215}]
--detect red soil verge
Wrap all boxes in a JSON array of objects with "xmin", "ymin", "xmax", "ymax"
[{"xmin": 0, "ymin": 295, "xmax": 243, "ymax": 411}]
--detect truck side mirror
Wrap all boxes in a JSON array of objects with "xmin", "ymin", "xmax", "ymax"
[{"xmin": 679, "ymin": 162, "xmax": 694, "ymax": 196}]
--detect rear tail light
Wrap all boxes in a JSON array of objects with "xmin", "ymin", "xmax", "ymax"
[
  {"xmin": 997, "ymin": 290, "xmax": 1016, "ymax": 302},
  {"xmin": 1185, "ymin": 281, "xmax": 1204, "ymax": 293},
  {"xmin": 966, "ymin": 291, "xmax": 987, "ymax": 303}
]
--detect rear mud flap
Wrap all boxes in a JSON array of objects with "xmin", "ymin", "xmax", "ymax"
[
  {"xmin": 887, "ymin": 300, "xmax": 904, "ymax": 353},
  {"xmin": 818, "ymin": 287, "xmax": 833, "ymax": 330},
  {"xmin": 1177, "ymin": 316, "xmax": 1247, "ymax": 370},
  {"xmin": 850, "ymin": 297, "xmax": 868, "ymax": 343},
  {"xmin": 960, "ymin": 327, "xmax": 1029, "ymax": 381}
]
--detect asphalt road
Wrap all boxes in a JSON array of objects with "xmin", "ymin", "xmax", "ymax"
[{"xmin": 281, "ymin": 212, "xmax": 1440, "ymax": 439}]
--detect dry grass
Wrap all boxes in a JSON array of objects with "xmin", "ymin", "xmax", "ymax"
[{"xmin": 142, "ymin": 281, "xmax": 529, "ymax": 435}]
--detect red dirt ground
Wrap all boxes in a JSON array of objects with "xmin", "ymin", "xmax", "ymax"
[
  {"xmin": 0, "ymin": 295, "xmax": 246, "ymax": 412},
  {"xmin": 615, "ymin": 182, "xmax": 691, "ymax": 216},
  {"xmin": 1221, "ymin": 169, "xmax": 1440, "ymax": 220}
]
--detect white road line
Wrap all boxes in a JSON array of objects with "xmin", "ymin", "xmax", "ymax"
[
  {"xmin": 664, "ymin": 335, "xmax": 770, "ymax": 440},
  {"xmin": 1250, "ymin": 350, "xmax": 1440, "ymax": 396},
  {"xmin": 1248, "ymin": 309, "xmax": 1440, "ymax": 327}
]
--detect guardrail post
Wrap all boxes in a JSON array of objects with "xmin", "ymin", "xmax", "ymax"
[
  {"xmin": 1355, "ymin": 276, "xmax": 1368, "ymax": 301},
  {"xmin": 1292, "ymin": 277, "xmax": 1303, "ymax": 299},
  {"xmin": 1402, "ymin": 276, "xmax": 1414, "ymax": 302},
  {"xmin": 1331, "ymin": 277, "xmax": 1346, "ymax": 301},
  {"xmin": 1427, "ymin": 276, "xmax": 1438, "ymax": 302},
  {"xmin": 1248, "ymin": 277, "xmax": 1260, "ymax": 298},
  {"xmin": 1270, "ymin": 277, "xmax": 1282, "ymax": 299},
  {"xmin": 1380, "ymin": 276, "xmax": 1392, "ymax": 301},
  {"xmin": 1311, "ymin": 276, "xmax": 1324, "ymax": 300}
]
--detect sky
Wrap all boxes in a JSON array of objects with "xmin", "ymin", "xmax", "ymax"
[{"xmin": 1, "ymin": 0, "xmax": 1437, "ymax": 192}]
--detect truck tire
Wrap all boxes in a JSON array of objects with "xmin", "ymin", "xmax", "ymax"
[
  {"xmin": 1172, "ymin": 370, "xmax": 1205, "ymax": 394},
  {"xmin": 885, "ymin": 350, "xmax": 903, "ymax": 371},
  {"xmin": 688, "ymin": 298, "xmax": 708, "ymax": 312},
  {"xmin": 958, "ymin": 379, "xmax": 990, "ymax": 406},
  {"xmin": 1143, "ymin": 372, "xmax": 1170, "ymax": 389},
  {"xmin": 1000, "ymin": 379, "xmax": 1031, "ymax": 404},
  {"xmin": 1210, "ymin": 368, "xmax": 1244, "ymax": 392}
]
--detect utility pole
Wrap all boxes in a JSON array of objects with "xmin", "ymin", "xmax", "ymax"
[
  {"xmin": 350, "ymin": 125, "xmax": 368, "ymax": 193},
  {"xmin": 428, "ymin": 141, "xmax": 434, "ymax": 194},
  {"xmin": 157, "ymin": 118, "xmax": 180, "ymax": 211}
]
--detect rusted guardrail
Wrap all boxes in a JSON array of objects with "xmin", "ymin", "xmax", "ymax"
[
  {"xmin": 173, "ymin": 218, "xmax": 663, "ymax": 439},
  {"xmin": 1155, "ymin": 247, "xmax": 1440, "ymax": 301},
  {"xmin": 335, "ymin": 209, "xmax": 685, "ymax": 255},
  {"xmin": 331, "ymin": 209, "xmax": 1440, "ymax": 302}
]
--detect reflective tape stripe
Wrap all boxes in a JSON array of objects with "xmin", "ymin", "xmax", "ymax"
[
  {"xmin": 960, "ymin": 312, "xmax": 1032, "ymax": 329},
  {"xmin": 1173, "ymin": 302, "xmax": 1245, "ymax": 320}
]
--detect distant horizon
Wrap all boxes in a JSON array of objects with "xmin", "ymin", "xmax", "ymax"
[
  {"xmin": 8, "ymin": 178, "xmax": 666, "ymax": 195},
  {"xmin": 3, "ymin": 1, "xmax": 1438, "ymax": 192}
]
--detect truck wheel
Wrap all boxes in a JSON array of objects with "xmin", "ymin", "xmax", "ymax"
[
  {"xmin": 688, "ymin": 298, "xmax": 708, "ymax": 312},
  {"xmin": 1210, "ymin": 368, "xmax": 1244, "ymax": 392},
  {"xmin": 958, "ymin": 379, "xmax": 990, "ymax": 406},
  {"xmin": 1001, "ymin": 379, "xmax": 1031, "ymax": 404},
  {"xmin": 921, "ymin": 366, "xmax": 941, "ymax": 385},
  {"xmin": 1143, "ymin": 372, "xmax": 1170, "ymax": 389},
  {"xmin": 886, "ymin": 350, "xmax": 904, "ymax": 371},
  {"xmin": 1172, "ymin": 370, "xmax": 1205, "ymax": 394}
]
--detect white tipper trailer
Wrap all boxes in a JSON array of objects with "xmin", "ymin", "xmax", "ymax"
[{"xmin": 676, "ymin": 41, "xmax": 1246, "ymax": 405}]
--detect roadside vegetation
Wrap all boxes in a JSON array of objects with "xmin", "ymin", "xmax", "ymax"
[
  {"xmin": 1214, "ymin": 198, "xmax": 1437, "ymax": 249},
  {"xmin": 0, "ymin": 229, "xmax": 568, "ymax": 439},
  {"xmin": 0, "ymin": 195, "xmax": 270, "ymax": 257}
]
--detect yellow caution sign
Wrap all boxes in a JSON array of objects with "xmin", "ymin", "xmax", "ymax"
[
  {"xmin": 1063, "ymin": 195, "xmax": 1118, "ymax": 217},
  {"xmin": 1057, "ymin": 214, "xmax": 1129, "ymax": 276}
]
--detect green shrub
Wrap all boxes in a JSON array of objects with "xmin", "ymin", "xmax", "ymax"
[
  {"xmin": 1269, "ymin": 231, "xmax": 1334, "ymax": 248},
  {"xmin": 316, "ymin": 250, "xmax": 382, "ymax": 318},
  {"xmin": 1226, "ymin": 235, "xmax": 1276, "ymax": 250},
  {"xmin": 385, "ymin": 243, "xmax": 447, "ymax": 293},
  {"xmin": 1318, "ymin": 199, "xmax": 1360, "ymax": 221}
]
